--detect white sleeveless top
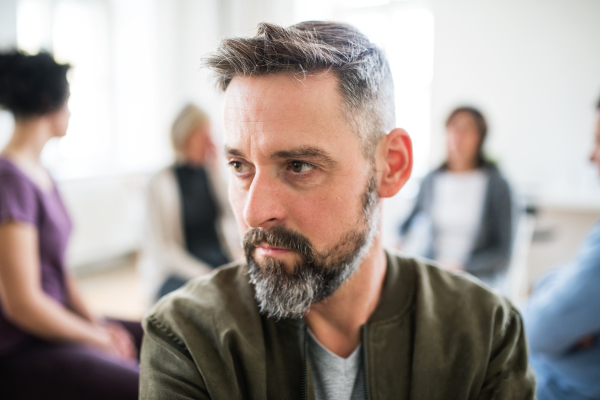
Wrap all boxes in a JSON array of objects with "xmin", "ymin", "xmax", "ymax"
[{"xmin": 432, "ymin": 170, "xmax": 488, "ymax": 266}]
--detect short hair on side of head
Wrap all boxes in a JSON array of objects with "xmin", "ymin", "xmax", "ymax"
[
  {"xmin": 203, "ymin": 21, "xmax": 395, "ymax": 159},
  {"xmin": 171, "ymin": 104, "xmax": 210, "ymax": 161},
  {"xmin": 596, "ymin": 94, "xmax": 600, "ymax": 110},
  {"xmin": 0, "ymin": 50, "xmax": 70, "ymax": 120}
]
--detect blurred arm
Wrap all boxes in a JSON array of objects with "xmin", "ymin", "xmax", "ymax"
[
  {"xmin": 0, "ymin": 221, "xmax": 114, "ymax": 351},
  {"xmin": 523, "ymin": 225, "xmax": 600, "ymax": 354},
  {"xmin": 65, "ymin": 273, "xmax": 96, "ymax": 323}
]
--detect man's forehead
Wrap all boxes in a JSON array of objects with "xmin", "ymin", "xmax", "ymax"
[
  {"xmin": 223, "ymin": 73, "xmax": 343, "ymax": 120},
  {"xmin": 222, "ymin": 73, "xmax": 353, "ymax": 151}
]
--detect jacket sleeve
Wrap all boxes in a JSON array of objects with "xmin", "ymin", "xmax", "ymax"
[
  {"xmin": 140, "ymin": 315, "xmax": 211, "ymax": 399},
  {"xmin": 465, "ymin": 175, "xmax": 513, "ymax": 275},
  {"xmin": 146, "ymin": 175, "xmax": 213, "ymax": 279},
  {"xmin": 477, "ymin": 308, "xmax": 537, "ymax": 400}
]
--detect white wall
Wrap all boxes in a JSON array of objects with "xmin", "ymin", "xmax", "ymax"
[
  {"xmin": 0, "ymin": 0, "xmax": 17, "ymax": 150},
  {"xmin": 59, "ymin": 175, "xmax": 148, "ymax": 267},
  {"xmin": 429, "ymin": 0, "xmax": 600, "ymax": 209},
  {"xmin": 0, "ymin": 0, "xmax": 17, "ymax": 50}
]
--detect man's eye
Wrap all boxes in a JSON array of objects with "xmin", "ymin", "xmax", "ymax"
[
  {"xmin": 229, "ymin": 161, "xmax": 248, "ymax": 174},
  {"xmin": 289, "ymin": 161, "xmax": 315, "ymax": 173}
]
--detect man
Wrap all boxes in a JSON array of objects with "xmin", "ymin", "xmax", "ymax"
[
  {"xmin": 141, "ymin": 21, "xmax": 535, "ymax": 399},
  {"xmin": 523, "ymin": 97, "xmax": 600, "ymax": 400}
]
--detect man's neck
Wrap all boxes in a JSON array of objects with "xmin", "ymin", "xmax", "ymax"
[{"xmin": 304, "ymin": 238, "xmax": 387, "ymax": 358}]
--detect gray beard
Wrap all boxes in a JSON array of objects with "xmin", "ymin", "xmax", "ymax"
[{"xmin": 245, "ymin": 173, "xmax": 380, "ymax": 320}]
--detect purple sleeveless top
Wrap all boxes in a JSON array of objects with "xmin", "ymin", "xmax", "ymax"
[{"xmin": 0, "ymin": 157, "xmax": 72, "ymax": 356}]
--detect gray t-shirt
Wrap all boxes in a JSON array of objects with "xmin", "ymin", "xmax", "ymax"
[{"xmin": 307, "ymin": 330, "xmax": 365, "ymax": 400}]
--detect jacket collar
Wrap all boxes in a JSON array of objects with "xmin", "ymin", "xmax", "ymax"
[{"xmin": 367, "ymin": 249, "xmax": 415, "ymax": 324}]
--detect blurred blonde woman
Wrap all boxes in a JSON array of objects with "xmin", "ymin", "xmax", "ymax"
[{"xmin": 138, "ymin": 104, "xmax": 240, "ymax": 303}]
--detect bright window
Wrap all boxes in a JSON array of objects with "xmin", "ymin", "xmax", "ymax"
[
  {"xmin": 15, "ymin": 0, "xmax": 169, "ymax": 180},
  {"xmin": 17, "ymin": 0, "xmax": 114, "ymax": 178}
]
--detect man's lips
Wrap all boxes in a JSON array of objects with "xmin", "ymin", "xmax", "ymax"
[{"xmin": 255, "ymin": 243, "xmax": 292, "ymax": 257}]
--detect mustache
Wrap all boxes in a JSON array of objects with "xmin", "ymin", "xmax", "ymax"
[{"xmin": 243, "ymin": 225, "xmax": 315, "ymax": 263}]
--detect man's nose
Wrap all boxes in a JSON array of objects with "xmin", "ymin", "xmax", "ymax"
[{"xmin": 243, "ymin": 170, "xmax": 287, "ymax": 229}]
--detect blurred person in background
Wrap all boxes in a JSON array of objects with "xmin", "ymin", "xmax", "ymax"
[
  {"xmin": 138, "ymin": 104, "xmax": 240, "ymax": 303},
  {"xmin": 399, "ymin": 107, "xmax": 514, "ymax": 292},
  {"xmin": 523, "ymin": 96, "xmax": 600, "ymax": 400},
  {"xmin": 0, "ymin": 51, "xmax": 141, "ymax": 399}
]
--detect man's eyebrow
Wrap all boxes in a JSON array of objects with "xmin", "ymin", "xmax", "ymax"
[
  {"xmin": 224, "ymin": 146, "xmax": 244, "ymax": 157},
  {"xmin": 271, "ymin": 147, "xmax": 336, "ymax": 164},
  {"xmin": 226, "ymin": 145, "xmax": 337, "ymax": 164}
]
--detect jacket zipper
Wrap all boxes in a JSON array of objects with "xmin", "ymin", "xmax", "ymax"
[
  {"xmin": 302, "ymin": 324, "xmax": 308, "ymax": 400},
  {"xmin": 362, "ymin": 325, "xmax": 370, "ymax": 400}
]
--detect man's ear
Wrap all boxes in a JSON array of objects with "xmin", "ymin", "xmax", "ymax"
[{"xmin": 377, "ymin": 128, "xmax": 413, "ymax": 198}]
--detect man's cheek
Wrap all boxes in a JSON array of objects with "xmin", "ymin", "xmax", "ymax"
[{"xmin": 293, "ymin": 203, "xmax": 340, "ymax": 240}]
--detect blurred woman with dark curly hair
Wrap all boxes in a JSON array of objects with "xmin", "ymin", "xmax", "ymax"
[{"xmin": 0, "ymin": 51, "xmax": 141, "ymax": 399}]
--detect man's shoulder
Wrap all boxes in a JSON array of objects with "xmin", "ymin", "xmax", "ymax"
[
  {"xmin": 388, "ymin": 253, "xmax": 535, "ymax": 397},
  {"xmin": 419, "ymin": 258, "xmax": 510, "ymax": 305},
  {"xmin": 141, "ymin": 262, "xmax": 271, "ymax": 399},
  {"xmin": 144, "ymin": 262, "xmax": 259, "ymax": 346},
  {"xmin": 391, "ymin": 252, "xmax": 517, "ymax": 325},
  {"xmin": 401, "ymin": 255, "xmax": 525, "ymax": 367}
]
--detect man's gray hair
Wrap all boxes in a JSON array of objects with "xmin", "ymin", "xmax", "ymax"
[{"xmin": 203, "ymin": 21, "xmax": 395, "ymax": 158}]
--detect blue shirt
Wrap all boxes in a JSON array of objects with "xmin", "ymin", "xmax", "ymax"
[{"xmin": 523, "ymin": 221, "xmax": 600, "ymax": 400}]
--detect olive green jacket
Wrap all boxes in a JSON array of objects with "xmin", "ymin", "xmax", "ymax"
[{"xmin": 140, "ymin": 251, "xmax": 536, "ymax": 399}]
